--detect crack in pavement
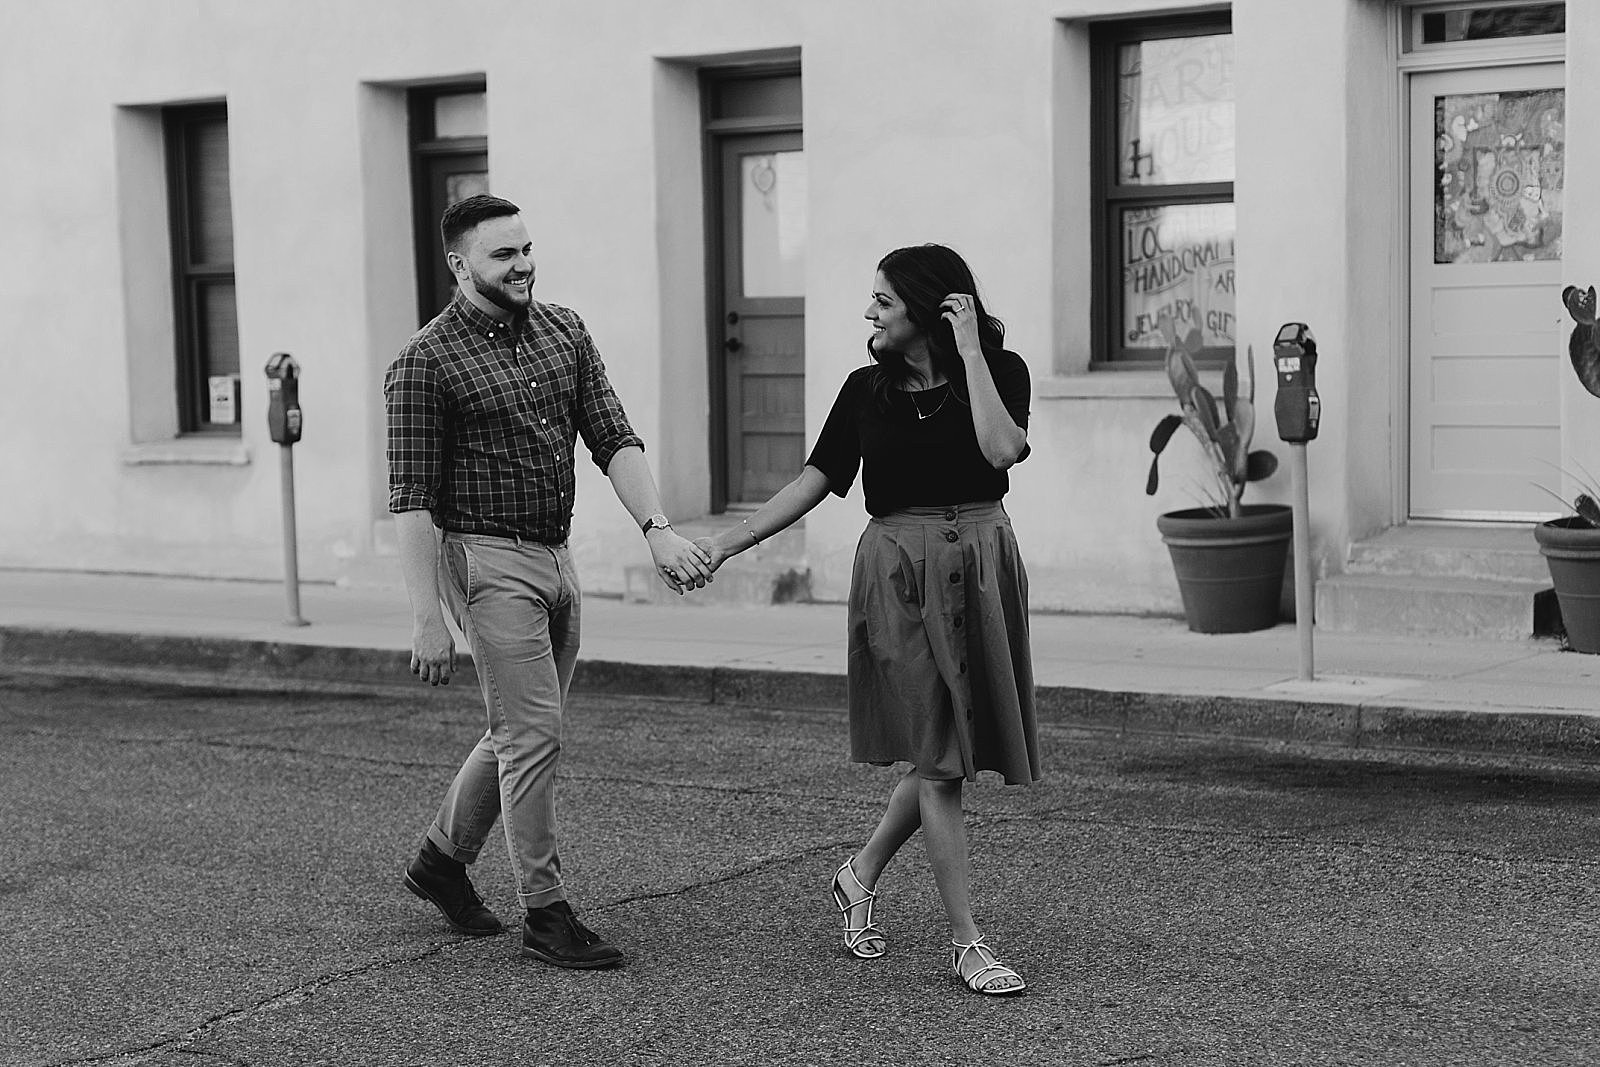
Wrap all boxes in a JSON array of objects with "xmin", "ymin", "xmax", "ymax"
[
  {"xmin": 37, "ymin": 939, "xmax": 471, "ymax": 1067},
  {"xmin": 34, "ymin": 836, "xmax": 859, "ymax": 1067}
]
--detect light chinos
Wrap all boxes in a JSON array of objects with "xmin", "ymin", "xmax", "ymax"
[{"xmin": 426, "ymin": 532, "xmax": 581, "ymax": 910}]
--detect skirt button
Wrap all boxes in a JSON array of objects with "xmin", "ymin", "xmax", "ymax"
[{"xmin": 944, "ymin": 530, "xmax": 959, "ymax": 543}]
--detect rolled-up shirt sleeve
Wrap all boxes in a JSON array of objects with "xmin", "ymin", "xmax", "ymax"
[
  {"xmin": 384, "ymin": 346, "xmax": 443, "ymax": 513},
  {"xmin": 568, "ymin": 311, "xmax": 645, "ymax": 473}
]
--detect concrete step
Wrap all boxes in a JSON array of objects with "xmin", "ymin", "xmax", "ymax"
[
  {"xmin": 1315, "ymin": 573, "xmax": 1551, "ymax": 640},
  {"xmin": 623, "ymin": 515, "xmax": 815, "ymax": 606},
  {"xmin": 1344, "ymin": 524, "xmax": 1548, "ymax": 582}
]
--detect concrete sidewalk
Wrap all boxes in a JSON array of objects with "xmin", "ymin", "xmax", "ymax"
[{"xmin": 1, "ymin": 567, "xmax": 1596, "ymax": 760}]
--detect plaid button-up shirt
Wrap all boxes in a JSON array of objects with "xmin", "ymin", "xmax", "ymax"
[{"xmin": 384, "ymin": 293, "xmax": 644, "ymax": 544}]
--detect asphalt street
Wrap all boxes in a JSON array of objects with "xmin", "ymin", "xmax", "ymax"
[{"xmin": 5, "ymin": 673, "xmax": 1600, "ymax": 1067}]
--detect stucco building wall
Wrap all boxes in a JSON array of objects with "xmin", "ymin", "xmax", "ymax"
[{"xmin": 0, "ymin": 1, "xmax": 1589, "ymax": 618}]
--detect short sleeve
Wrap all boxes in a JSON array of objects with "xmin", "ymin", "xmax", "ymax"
[
  {"xmin": 991, "ymin": 349, "xmax": 1032, "ymax": 463},
  {"xmin": 804, "ymin": 373, "xmax": 864, "ymax": 498}
]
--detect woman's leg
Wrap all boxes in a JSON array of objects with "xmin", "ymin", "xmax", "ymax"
[
  {"xmin": 918, "ymin": 776, "xmax": 978, "ymax": 942},
  {"xmin": 850, "ymin": 768, "xmax": 922, "ymax": 886},
  {"xmin": 921, "ymin": 775, "xmax": 1024, "ymax": 992}
]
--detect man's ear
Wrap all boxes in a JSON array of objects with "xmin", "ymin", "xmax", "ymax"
[{"xmin": 445, "ymin": 249, "xmax": 467, "ymax": 279}]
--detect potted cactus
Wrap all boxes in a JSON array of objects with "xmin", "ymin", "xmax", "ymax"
[
  {"xmin": 1145, "ymin": 312, "xmax": 1288, "ymax": 633},
  {"xmin": 1532, "ymin": 285, "xmax": 1600, "ymax": 653}
]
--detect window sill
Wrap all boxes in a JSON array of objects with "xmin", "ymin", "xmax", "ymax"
[
  {"xmin": 122, "ymin": 438, "xmax": 252, "ymax": 467},
  {"xmin": 1036, "ymin": 371, "xmax": 1187, "ymax": 400}
]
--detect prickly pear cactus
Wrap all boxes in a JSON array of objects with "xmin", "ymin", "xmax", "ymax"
[
  {"xmin": 1145, "ymin": 310, "xmax": 1278, "ymax": 518},
  {"xmin": 1563, "ymin": 285, "xmax": 1600, "ymax": 399}
]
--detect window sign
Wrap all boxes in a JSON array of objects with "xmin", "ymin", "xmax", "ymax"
[
  {"xmin": 1434, "ymin": 88, "xmax": 1563, "ymax": 263},
  {"xmin": 1121, "ymin": 202, "xmax": 1236, "ymax": 349},
  {"xmin": 1418, "ymin": 3, "xmax": 1564, "ymax": 46},
  {"xmin": 1116, "ymin": 34, "xmax": 1235, "ymax": 186}
]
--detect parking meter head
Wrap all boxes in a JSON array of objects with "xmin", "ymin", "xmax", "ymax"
[
  {"xmin": 1272, "ymin": 323, "xmax": 1320, "ymax": 443},
  {"xmin": 264, "ymin": 352, "xmax": 303, "ymax": 445}
]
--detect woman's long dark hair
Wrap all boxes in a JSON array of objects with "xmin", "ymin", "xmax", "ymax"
[{"xmin": 868, "ymin": 244, "xmax": 1005, "ymax": 412}]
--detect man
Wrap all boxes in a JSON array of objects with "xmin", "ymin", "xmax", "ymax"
[{"xmin": 384, "ymin": 194, "xmax": 711, "ymax": 968}]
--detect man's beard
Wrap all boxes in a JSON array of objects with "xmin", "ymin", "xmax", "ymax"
[{"xmin": 467, "ymin": 265, "xmax": 531, "ymax": 314}]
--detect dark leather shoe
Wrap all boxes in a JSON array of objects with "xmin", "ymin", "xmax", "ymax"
[
  {"xmin": 521, "ymin": 900, "xmax": 624, "ymax": 969},
  {"xmin": 404, "ymin": 840, "xmax": 503, "ymax": 936}
]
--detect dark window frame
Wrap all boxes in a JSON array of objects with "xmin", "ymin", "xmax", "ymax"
[
  {"xmin": 165, "ymin": 103, "xmax": 238, "ymax": 433},
  {"xmin": 1090, "ymin": 12, "xmax": 1235, "ymax": 368},
  {"xmin": 408, "ymin": 81, "xmax": 488, "ymax": 326}
]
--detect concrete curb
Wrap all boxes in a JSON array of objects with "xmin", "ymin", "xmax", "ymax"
[{"xmin": 4, "ymin": 625, "xmax": 1598, "ymax": 764}]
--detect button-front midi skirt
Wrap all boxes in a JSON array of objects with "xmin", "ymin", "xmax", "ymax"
[{"xmin": 846, "ymin": 501, "xmax": 1040, "ymax": 785}]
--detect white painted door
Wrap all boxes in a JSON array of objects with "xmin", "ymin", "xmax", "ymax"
[{"xmin": 1408, "ymin": 64, "xmax": 1565, "ymax": 520}]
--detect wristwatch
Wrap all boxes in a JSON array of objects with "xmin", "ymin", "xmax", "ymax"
[{"xmin": 640, "ymin": 513, "xmax": 672, "ymax": 535}]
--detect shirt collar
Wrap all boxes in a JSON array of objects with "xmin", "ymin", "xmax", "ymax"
[{"xmin": 451, "ymin": 290, "xmax": 528, "ymax": 341}]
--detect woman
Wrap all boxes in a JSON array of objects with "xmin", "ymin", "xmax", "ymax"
[{"xmin": 695, "ymin": 244, "xmax": 1038, "ymax": 996}]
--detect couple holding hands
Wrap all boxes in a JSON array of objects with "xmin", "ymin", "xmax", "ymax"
[{"xmin": 385, "ymin": 194, "xmax": 1038, "ymax": 996}]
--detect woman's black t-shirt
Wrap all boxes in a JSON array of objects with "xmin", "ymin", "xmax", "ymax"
[{"xmin": 804, "ymin": 349, "xmax": 1031, "ymax": 515}]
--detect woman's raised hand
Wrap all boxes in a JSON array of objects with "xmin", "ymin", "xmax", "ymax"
[{"xmin": 941, "ymin": 292, "xmax": 982, "ymax": 355}]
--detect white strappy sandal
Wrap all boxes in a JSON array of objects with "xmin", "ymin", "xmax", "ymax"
[
  {"xmin": 951, "ymin": 934, "xmax": 1026, "ymax": 995},
  {"xmin": 830, "ymin": 860, "xmax": 886, "ymax": 959}
]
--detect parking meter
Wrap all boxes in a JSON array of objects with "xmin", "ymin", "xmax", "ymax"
[
  {"xmin": 264, "ymin": 353, "xmax": 303, "ymax": 445},
  {"xmin": 1272, "ymin": 323, "xmax": 1320, "ymax": 443},
  {"xmin": 263, "ymin": 353, "xmax": 308, "ymax": 625}
]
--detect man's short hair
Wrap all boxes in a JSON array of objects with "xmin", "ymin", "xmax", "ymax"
[{"xmin": 441, "ymin": 194, "xmax": 521, "ymax": 255}]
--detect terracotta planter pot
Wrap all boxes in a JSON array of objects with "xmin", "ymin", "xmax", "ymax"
[
  {"xmin": 1156, "ymin": 504, "xmax": 1293, "ymax": 634},
  {"xmin": 1534, "ymin": 517, "xmax": 1600, "ymax": 654}
]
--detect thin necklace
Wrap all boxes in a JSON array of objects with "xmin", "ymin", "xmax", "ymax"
[{"xmin": 909, "ymin": 384, "xmax": 948, "ymax": 420}]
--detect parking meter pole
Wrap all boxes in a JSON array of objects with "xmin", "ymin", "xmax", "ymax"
[
  {"xmin": 264, "ymin": 353, "xmax": 308, "ymax": 628},
  {"xmin": 278, "ymin": 445, "xmax": 308, "ymax": 627},
  {"xmin": 1272, "ymin": 323, "xmax": 1321, "ymax": 683},
  {"xmin": 1290, "ymin": 443, "xmax": 1313, "ymax": 681}
]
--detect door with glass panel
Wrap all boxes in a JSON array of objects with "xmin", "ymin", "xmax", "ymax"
[
  {"xmin": 1408, "ymin": 64, "xmax": 1564, "ymax": 519},
  {"xmin": 718, "ymin": 131, "xmax": 806, "ymax": 504}
]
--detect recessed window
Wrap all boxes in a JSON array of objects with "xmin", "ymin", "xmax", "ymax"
[
  {"xmin": 165, "ymin": 104, "xmax": 240, "ymax": 433},
  {"xmin": 1092, "ymin": 14, "xmax": 1235, "ymax": 366}
]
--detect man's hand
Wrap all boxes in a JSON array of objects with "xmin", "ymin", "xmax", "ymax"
[
  {"xmin": 411, "ymin": 615, "xmax": 457, "ymax": 686},
  {"xmin": 648, "ymin": 529, "xmax": 714, "ymax": 594},
  {"xmin": 693, "ymin": 536, "xmax": 732, "ymax": 574}
]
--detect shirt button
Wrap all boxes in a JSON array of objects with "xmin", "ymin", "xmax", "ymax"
[
  {"xmin": 954, "ymin": 615, "xmax": 964, "ymax": 628},
  {"xmin": 959, "ymin": 662, "xmax": 967, "ymax": 674},
  {"xmin": 944, "ymin": 530, "xmax": 958, "ymax": 543},
  {"xmin": 948, "ymin": 572, "xmax": 960, "ymax": 584},
  {"xmin": 541, "ymin": 418, "xmax": 547, "ymax": 424}
]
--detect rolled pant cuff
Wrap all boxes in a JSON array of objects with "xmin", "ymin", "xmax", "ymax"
[
  {"xmin": 426, "ymin": 826, "xmax": 481, "ymax": 865},
  {"xmin": 520, "ymin": 884, "xmax": 567, "ymax": 910}
]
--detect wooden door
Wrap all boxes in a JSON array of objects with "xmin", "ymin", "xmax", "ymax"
[
  {"xmin": 417, "ymin": 152, "xmax": 488, "ymax": 324},
  {"xmin": 1408, "ymin": 65, "xmax": 1565, "ymax": 520},
  {"xmin": 718, "ymin": 131, "xmax": 806, "ymax": 504}
]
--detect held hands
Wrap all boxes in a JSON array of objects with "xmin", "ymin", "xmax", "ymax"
[
  {"xmin": 411, "ymin": 615, "xmax": 457, "ymax": 686},
  {"xmin": 648, "ymin": 528, "xmax": 714, "ymax": 594},
  {"xmin": 941, "ymin": 292, "xmax": 982, "ymax": 356},
  {"xmin": 692, "ymin": 536, "xmax": 733, "ymax": 574}
]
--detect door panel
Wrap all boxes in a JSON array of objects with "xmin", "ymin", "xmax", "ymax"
[
  {"xmin": 719, "ymin": 132, "xmax": 805, "ymax": 504},
  {"xmin": 1408, "ymin": 66, "xmax": 1564, "ymax": 520}
]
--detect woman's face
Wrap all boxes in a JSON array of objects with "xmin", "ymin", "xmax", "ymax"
[{"xmin": 864, "ymin": 271, "xmax": 925, "ymax": 356}]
